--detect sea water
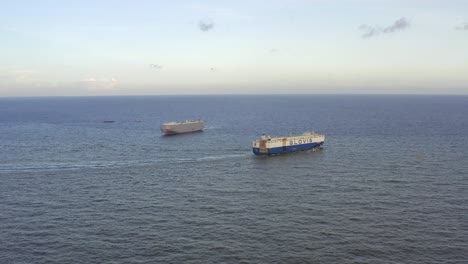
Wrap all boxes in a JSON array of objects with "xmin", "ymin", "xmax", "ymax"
[{"xmin": 1, "ymin": 95, "xmax": 467, "ymax": 263}]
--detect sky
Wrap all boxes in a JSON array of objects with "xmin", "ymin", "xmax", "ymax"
[{"xmin": 1, "ymin": 0, "xmax": 468, "ymax": 96}]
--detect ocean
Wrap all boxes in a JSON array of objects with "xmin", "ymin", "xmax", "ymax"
[{"xmin": 1, "ymin": 95, "xmax": 467, "ymax": 263}]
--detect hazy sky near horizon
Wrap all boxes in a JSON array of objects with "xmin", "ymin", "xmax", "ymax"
[{"xmin": 1, "ymin": 0, "xmax": 468, "ymax": 96}]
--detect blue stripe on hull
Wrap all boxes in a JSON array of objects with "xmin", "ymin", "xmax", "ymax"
[{"xmin": 252, "ymin": 142, "xmax": 324, "ymax": 156}]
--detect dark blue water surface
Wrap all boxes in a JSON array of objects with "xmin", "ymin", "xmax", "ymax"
[{"xmin": 1, "ymin": 95, "xmax": 467, "ymax": 263}]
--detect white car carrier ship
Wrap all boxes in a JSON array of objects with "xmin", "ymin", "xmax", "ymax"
[
  {"xmin": 252, "ymin": 132, "xmax": 325, "ymax": 155},
  {"xmin": 160, "ymin": 119, "xmax": 204, "ymax": 135}
]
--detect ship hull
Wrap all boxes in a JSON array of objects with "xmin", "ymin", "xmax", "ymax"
[
  {"xmin": 161, "ymin": 129, "xmax": 203, "ymax": 135},
  {"xmin": 252, "ymin": 141, "xmax": 324, "ymax": 156}
]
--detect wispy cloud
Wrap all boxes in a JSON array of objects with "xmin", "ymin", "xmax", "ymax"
[
  {"xmin": 0, "ymin": 70, "xmax": 42, "ymax": 84},
  {"xmin": 79, "ymin": 77, "xmax": 118, "ymax": 91},
  {"xmin": 382, "ymin": 17, "xmax": 409, "ymax": 33},
  {"xmin": 360, "ymin": 17, "xmax": 410, "ymax": 38},
  {"xmin": 199, "ymin": 19, "xmax": 214, "ymax": 32},
  {"xmin": 359, "ymin": 25, "xmax": 379, "ymax": 38},
  {"xmin": 455, "ymin": 23, "xmax": 468, "ymax": 31},
  {"xmin": 149, "ymin": 64, "xmax": 163, "ymax": 70},
  {"xmin": 0, "ymin": 72, "xmax": 118, "ymax": 92}
]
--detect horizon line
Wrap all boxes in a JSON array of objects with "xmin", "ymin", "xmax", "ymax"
[{"xmin": 1, "ymin": 93, "xmax": 468, "ymax": 99}]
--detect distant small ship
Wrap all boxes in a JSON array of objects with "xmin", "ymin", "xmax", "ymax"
[
  {"xmin": 160, "ymin": 120, "xmax": 204, "ymax": 135},
  {"xmin": 252, "ymin": 132, "xmax": 325, "ymax": 155}
]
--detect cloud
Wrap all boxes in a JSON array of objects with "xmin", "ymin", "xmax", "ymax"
[
  {"xmin": 0, "ymin": 73, "xmax": 121, "ymax": 95},
  {"xmin": 359, "ymin": 25, "xmax": 379, "ymax": 38},
  {"xmin": 0, "ymin": 70, "xmax": 45, "ymax": 86},
  {"xmin": 79, "ymin": 77, "xmax": 118, "ymax": 91},
  {"xmin": 382, "ymin": 17, "xmax": 409, "ymax": 33},
  {"xmin": 149, "ymin": 64, "xmax": 163, "ymax": 70},
  {"xmin": 455, "ymin": 23, "xmax": 468, "ymax": 30},
  {"xmin": 199, "ymin": 19, "xmax": 214, "ymax": 31},
  {"xmin": 360, "ymin": 17, "xmax": 410, "ymax": 38}
]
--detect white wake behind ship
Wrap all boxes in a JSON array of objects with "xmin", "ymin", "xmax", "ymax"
[{"xmin": 160, "ymin": 119, "xmax": 204, "ymax": 135}]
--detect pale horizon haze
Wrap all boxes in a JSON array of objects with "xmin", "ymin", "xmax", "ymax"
[{"xmin": 1, "ymin": 0, "xmax": 468, "ymax": 97}]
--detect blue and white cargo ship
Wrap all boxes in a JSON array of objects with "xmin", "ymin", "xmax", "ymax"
[{"xmin": 252, "ymin": 132, "xmax": 325, "ymax": 155}]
